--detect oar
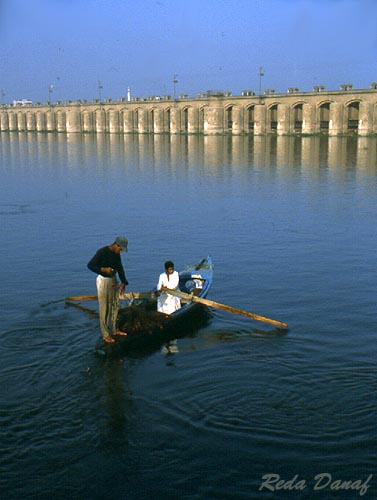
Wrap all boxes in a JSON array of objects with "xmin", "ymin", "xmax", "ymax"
[
  {"xmin": 65, "ymin": 292, "xmax": 156, "ymax": 301},
  {"xmin": 65, "ymin": 291, "xmax": 288, "ymax": 328},
  {"xmin": 65, "ymin": 301, "xmax": 99, "ymax": 316},
  {"xmin": 166, "ymin": 289, "xmax": 288, "ymax": 329},
  {"xmin": 65, "ymin": 295, "xmax": 98, "ymax": 301}
]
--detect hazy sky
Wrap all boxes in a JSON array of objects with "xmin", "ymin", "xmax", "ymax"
[{"xmin": 1, "ymin": 0, "xmax": 376, "ymax": 103}]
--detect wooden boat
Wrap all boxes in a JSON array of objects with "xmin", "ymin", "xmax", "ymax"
[{"xmin": 95, "ymin": 255, "xmax": 214, "ymax": 356}]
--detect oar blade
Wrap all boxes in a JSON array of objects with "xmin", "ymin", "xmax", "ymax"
[{"xmin": 166, "ymin": 289, "xmax": 288, "ymax": 329}]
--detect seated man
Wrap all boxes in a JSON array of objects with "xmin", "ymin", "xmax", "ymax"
[{"xmin": 157, "ymin": 261, "xmax": 181, "ymax": 315}]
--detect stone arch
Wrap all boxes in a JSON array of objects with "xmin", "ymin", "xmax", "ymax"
[
  {"xmin": 318, "ymin": 101, "xmax": 331, "ymax": 132},
  {"xmin": 148, "ymin": 107, "xmax": 164, "ymax": 133},
  {"xmin": 135, "ymin": 107, "xmax": 148, "ymax": 133},
  {"xmin": 134, "ymin": 109, "xmax": 139, "ymax": 131},
  {"xmin": 198, "ymin": 106, "xmax": 206, "ymax": 133},
  {"xmin": 94, "ymin": 107, "xmax": 107, "ymax": 132},
  {"xmin": 345, "ymin": 100, "xmax": 360, "ymax": 132},
  {"xmin": 146, "ymin": 108, "xmax": 153, "ymax": 133},
  {"xmin": 225, "ymin": 104, "xmax": 233, "ymax": 131},
  {"xmin": 268, "ymin": 103, "xmax": 279, "ymax": 132},
  {"xmin": 291, "ymin": 101, "xmax": 305, "ymax": 133},
  {"xmin": 374, "ymin": 103, "xmax": 377, "ymax": 134},
  {"xmin": 182, "ymin": 107, "xmax": 189, "ymax": 132},
  {"xmin": 119, "ymin": 107, "xmax": 134, "ymax": 133},
  {"xmin": 165, "ymin": 108, "xmax": 171, "ymax": 132},
  {"xmin": 246, "ymin": 105, "xmax": 255, "ymax": 131}
]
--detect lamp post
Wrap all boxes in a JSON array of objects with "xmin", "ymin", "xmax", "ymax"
[
  {"xmin": 173, "ymin": 74, "xmax": 178, "ymax": 99},
  {"xmin": 98, "ymin": 80, "xmax": 103, "ymax": 102},
  {"xmin": 258, "ymin": 66, "xmax": 264, "ymax": 96},
  {"xmin": 1, "ymin": 89, "xmax": 5, "ymax": 105},
  {"xmin": 48, "ymin": 84, "xmax": 54, "ymax": 103}
]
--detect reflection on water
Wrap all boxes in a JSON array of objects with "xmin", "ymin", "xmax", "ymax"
[
  {"xmin": 97, "ymin": 360, "xmax": 133, "ymax": 439},
  {"xmin": 2, "ymin": 132, "xmax": 377, "ymax": 174}
]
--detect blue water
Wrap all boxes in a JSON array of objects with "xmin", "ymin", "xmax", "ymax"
[{"xmin": 1, "ymin": 133, "xmax": 376, "ymax": 499}]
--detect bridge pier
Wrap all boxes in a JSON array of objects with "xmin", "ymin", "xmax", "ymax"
[
  {"xmin": 67, "ymin": 109, "xmax": 82, "ymax": 133},
  {"xmin": 302, "ymin": 103, "xmax": 317, "ymax": 134},
  {"xmin": 329, "ymin": 103, "xmax": 344, "ymax": 136},
  {"xmin": 253, "ymin": 105, "xmax": 266, "ymax": 135},
  {"xmin": 277, "ymin": 104, "xmax": 290, "ymax": 135},
  {"xmin": 17, "ymin": 112, "xmax": 26, "ymax": 131},
  {"xmin": 26, "ymin": 112, "xmax": 36, "ymax": 131},
  {"xmin": 108, "ymin": 109, "xmax": 120, "ymax": 133},
  {"xmin": 82, "ymin": 111, "xmax": 94, "ymax": 132},
  {"xmin": 46, "ymin": 111, "xmax": 56, "ymax": 131},
  {"xmin": 358, "ymin": 101, "xmax": 373, "ymax": 136},
  {"xmin": 170, "ymin": 108, "xmax": 180, "ymax": 133},
  {"xmin": 122, "ymin": 109, "xmax": 133, "ymax": 133},
  {"xmin": 36, "ymin": 112, "xmax": 45, "ymax": 131},
  {"xmin": 57, "ymin": 111, "xmax": 66, "ymax": 132},
  {"xmin": 203, "ymin": 107, "xmax": 224, "ymax": 134},
  {"xmin": 188, "ymin": 107, "xmax": 199, "ymax": 133},
  {"xmin": 137, "ymin": 108, "xmax": 148, "ymax": 133},
  {"xmin": 8, "ymin": 112, "xmax": 17, "ymax": 131},
  {"xmin": 153, "ymin": 109, "xmax": 164, "ymax": 133},
  {"xmin": 0, "ymin": 112, "xmax": 9, "ymax": 131},
  {"xmin": 232, "ymin": 106, "xmax": 243, "ymax": 134},
  {"xmin": 95, "ymin": 109, "xmax": 106, "ymax": 133}
]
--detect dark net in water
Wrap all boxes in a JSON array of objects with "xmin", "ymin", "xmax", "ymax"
[{"xmin": 117, "ymin": 302, "xmax": 169, "ymax": 336}]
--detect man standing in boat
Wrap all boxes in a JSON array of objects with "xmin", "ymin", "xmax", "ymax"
[
  {"xmin": 87, "ymin": 237, "xmax": 129, "ymax": 343},
  {"xmin": 157, "ymin": 261, "xmax": 181, "ymax": 315}
]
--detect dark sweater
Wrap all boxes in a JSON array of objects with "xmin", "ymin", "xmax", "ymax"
[{"xmin": 87, "ymin": 246, "xmax": 128, "ymax": 285}]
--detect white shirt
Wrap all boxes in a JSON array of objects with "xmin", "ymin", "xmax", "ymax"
[{"xmin": 157, "ymin": 270, "xmax": 181, "ymax": 314}]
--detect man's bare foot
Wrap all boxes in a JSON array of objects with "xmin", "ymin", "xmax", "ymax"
[
  {"xmin": 113, "ymin": 331, "xmax": 128, "ymax": 337},
  {"xmin": 103, "ymin": 337, "xmax": 115, "ymax": 344}
]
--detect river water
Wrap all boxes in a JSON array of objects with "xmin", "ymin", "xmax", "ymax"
[{"xmin": 1, "ymin": 132, "xmax": 376, "ymax": 500}]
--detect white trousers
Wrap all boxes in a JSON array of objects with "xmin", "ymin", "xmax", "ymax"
[
  {"xmin": 157, "ymin": 293, "xmax": 181, "ymax": 315},
  {"xmin": 96, "ymin": 275, "xmax": 119, "ymax": 339}
]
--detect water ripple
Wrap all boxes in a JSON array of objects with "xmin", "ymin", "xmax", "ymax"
[{"xmin": 136, "ymin": 340, "xmax": 377, "ymax": 461}]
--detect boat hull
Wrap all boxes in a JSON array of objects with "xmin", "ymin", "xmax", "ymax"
[{"xmin": 95, "ymin": 256, "xmax": 213, "ymax": 356}]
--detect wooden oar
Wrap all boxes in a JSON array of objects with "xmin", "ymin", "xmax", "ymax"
[
  {"xmin": 65, "ymin": 294, "xmax": 98, "ymax": 301},
  {"xmin": 65, "ymin": 301, "xmax": 99, "ymax": 316},
  {"xmin": 65, "ymin": 292, "xmax": 156, "ymax": 301},
  {"xmin": 166, "ymin": 289, "xmax": 288, "ymax": 328},
  {"xmin": 65, "ymin": 290, "xmax": 288, "ymax": 328}
]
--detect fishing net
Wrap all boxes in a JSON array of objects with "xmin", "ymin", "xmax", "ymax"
[{"xmin": 117, "ymin": 303, "xmax": 169, "ymax": 336}]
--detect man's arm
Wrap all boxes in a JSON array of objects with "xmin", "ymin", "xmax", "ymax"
[{"xmin": 87, "ymin": 250, "xmax": 102, "ymax": 274}]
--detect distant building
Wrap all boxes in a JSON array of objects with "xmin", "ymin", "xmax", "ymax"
[
  {"xmin": 13, "ymin": 99, "xmax": 32, "ymax": 107},
  {"xmin": 313, "ymin": 85, "xmax": 326, "ymax": 92},
  {"xmin": 340, "ymin": 84, "xmax": 353, "ymax": 91}
]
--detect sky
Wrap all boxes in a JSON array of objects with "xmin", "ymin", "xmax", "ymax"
[{"xmin": 0, "ymin": 0, "xmax": 376, "ymax": 103}]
